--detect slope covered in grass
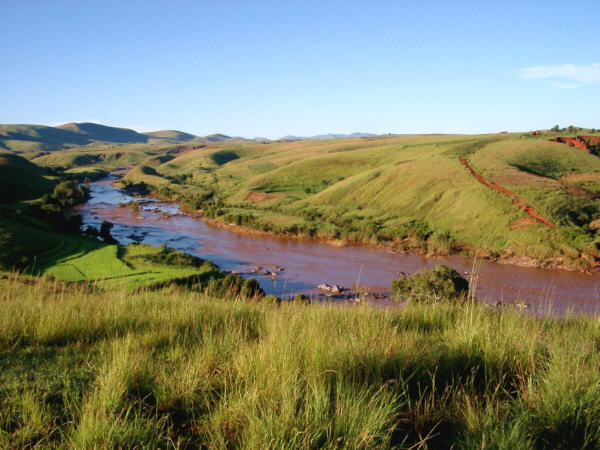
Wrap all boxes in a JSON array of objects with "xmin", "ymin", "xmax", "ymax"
[
  {"xmin": 0, "ymin": 122, "xmax": 237, "ymax": 155},
  {"xmin": 39, "ymin": 242, "xmax": 221, "ymax": 290},
  {"xmin": 30, "ymin": 145, "xmax": 167, "ymax": 170},
  {"xmin": 0, "ymin": 124, "xmax": 91, "ymax": 152},
  {"xmin": 2, "ymin": 277, "xmax": 600, "ymax": 448},
  {"xmin": 8, "ymin": 127, "xmax": 600, "ymax": 268},
  {"xmin": 144, "ymin": 130, "xmax": 198, "ymax": 141},
  {"xmin": 119, "ymin": 133, "xmax": 600, "ymax": 268},
  {"xmin": 0, "ymin": 154, "xmax": 54, "ymax": 202}
]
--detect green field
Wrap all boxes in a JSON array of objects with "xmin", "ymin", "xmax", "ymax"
[
  {"xmin": 2, "ymin": 277, "xmax": 600, "ymax": 448},
  {"xmin": 38, "ymin": 240, "xmax": 223, "ymax": 291}
]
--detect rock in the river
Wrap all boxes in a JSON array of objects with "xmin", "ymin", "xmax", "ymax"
[{"xmin": 318, "ymin": 283, "xmax": 344, "ymax": 293}]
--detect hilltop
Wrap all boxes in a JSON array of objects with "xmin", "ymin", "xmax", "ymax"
[
  {"xmin": 279, "ymin": 132, "xmax": 378, "ymax": 140},
  {"xmin": 0, "ymin": 122, "xmax": 235, "ymax": 154},
  {"xmin": 0, "ymin": 153, "xmax": 54, "ymax": 202},
  {"xmin": 143, "ymin": 130, "xmax": 198, "ymax": 141},
  {"xmin": 0, "ymin": 124, "xmax": 91, "ymax": 153},
  {"xmin": 57, "ymin": 122, "xmax": 149, "ymax": 144}
]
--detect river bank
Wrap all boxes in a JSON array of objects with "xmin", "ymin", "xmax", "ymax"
[
  {"xmin": 114, "ymin": 175, "xmax": 599, "ymax": 273},
  {"xmin": 71, "ymin": 175, "xmax": 600, "ymax": 312}
]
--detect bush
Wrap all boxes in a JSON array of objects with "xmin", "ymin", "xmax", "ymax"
[
  {"xmin": 390, "ymin": 264, "xmax": 469, "ymax": 303},
  {"xmin": 210, "ymin": 273, "xmax": 264, "ymax": 299},
  {"xmin": 293, "ymin": 294, "xmax": 310, "ymax": 304},
  {"xmin": 100, "ymin": 221, "xmax": 118, "ymax": 244},
  {"xmin": 51, "ymin": 180, "xmax": 89, "ymax": 208},
  {"xmin": 262, "ymin": 295, "xmax": 282, "ymax": 305}
]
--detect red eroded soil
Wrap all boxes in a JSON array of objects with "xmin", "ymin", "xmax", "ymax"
[
  {"xmin": 552, "ymin": 136, "xmax": 600, "ymax": 153},
  {"xmin": 584, "ymin": 136, "xmax": 600, "ymax": 147},
  {"xmin": 245, "ymin": 192, "xmax": 284, "ymax": 203},
  {"xmin": 460, "ymin": 157, "xmax": 555, "ymax": 228}
]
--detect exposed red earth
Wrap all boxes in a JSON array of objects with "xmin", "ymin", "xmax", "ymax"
[
  {"xmin": 552, "ymin": 136, "xmax": 600, "ymax": 153},
  {"xmin": 460, "ymin": 157, "xmax": 555, "ymax": 228}
]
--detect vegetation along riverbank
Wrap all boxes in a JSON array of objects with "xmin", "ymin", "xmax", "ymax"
[{"xmin": 2, "ymin": 123, "xmax": 600, "ymax": 446}]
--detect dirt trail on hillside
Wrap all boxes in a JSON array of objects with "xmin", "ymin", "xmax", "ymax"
[{"xmin": 460, "ymin": 157, "xmax": 555, "ymax": 228}]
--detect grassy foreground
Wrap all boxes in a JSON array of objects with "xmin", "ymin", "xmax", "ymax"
[{"xmin": 2, "ymin": 276, "xmax": 600, "ymax": 448}]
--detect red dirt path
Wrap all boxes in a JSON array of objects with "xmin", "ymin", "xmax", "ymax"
[{"xmin": 460, "ymin": 157, "xmax": 555, "ymax": 228}]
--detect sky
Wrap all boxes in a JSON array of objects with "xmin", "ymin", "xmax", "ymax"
[{"xmin": 1, "ymin": 1, "xmax": 599, "ymax": 139}]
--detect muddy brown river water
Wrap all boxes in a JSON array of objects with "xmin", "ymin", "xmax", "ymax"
[{"xmin": 74, "ymin": 176, "xmax": 600, "ymax": 313}]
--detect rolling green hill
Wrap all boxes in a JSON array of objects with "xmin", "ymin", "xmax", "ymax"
[
  {"xmin": 3, "ymin": 122, "xmax": 600, "ymax": 268},
  {"xmin": 0, "ymin": 123, "xmax": 238, "ymax": 157},
  {"xmin": 118, "ymin": 132, "xmax": 600, "ymax": 269},
  {"xmin": 0, "ymin": 153, "xmax": 54, "ymax": 202},
  {"xmin": 57, "ymin": 122, "xmax": 149, "ymax": 144},
  {"xmin": 144, "ymin": 130, "xmax": 198, "ymax": 141},
  {"xmin": 0, "ymin": 124, "xmax": 91, "ymax": 152}
]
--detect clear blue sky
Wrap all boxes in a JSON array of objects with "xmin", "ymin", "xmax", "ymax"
[{"xmin": 1, "ymin": 1, "xmax": 599, "ymax": 139}]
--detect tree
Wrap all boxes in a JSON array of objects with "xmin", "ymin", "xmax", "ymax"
[
  {"xmin": 99, "ymin": 220, "xmax": 118, "ymax": 244},
  {"xmin": 50, "ymin": 181, "xmax": 89, "ymax": 208}
]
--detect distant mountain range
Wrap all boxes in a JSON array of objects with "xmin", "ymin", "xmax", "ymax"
[
  {"xmin": 0, "ymin": 122, "xmax": 233, "ymax": 153},
  {"xmin": 0, "ymin": 122, "xmax": 380, "ymax": 154},
  {"xmin": 277, "ymin": 132, "xmax": 378, "ymax": 141}
]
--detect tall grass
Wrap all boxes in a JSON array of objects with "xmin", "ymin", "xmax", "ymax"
[{"xmin": 2, "ymin": 274, "xmax": 600, "ymax": 448}]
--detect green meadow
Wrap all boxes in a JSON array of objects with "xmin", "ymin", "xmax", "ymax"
[{"xmin": 2, "ymin": 278, "xmax": 600, "ymax": 448}]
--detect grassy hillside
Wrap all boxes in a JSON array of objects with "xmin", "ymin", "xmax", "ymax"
[
  {"xmin": 117, "ymin": 132, "xmax": 600, "ymax": 269},
  {"xmin": 0, "ymin": 122, "xmax": 237, "ymax": 156},
  {"xmin": 0, "ymin": 153, "xmax": 54, "ymax": 202},
  {"xmin": 6, "ymin": 125, "xmax": 600, "ymax": 268},
  {"xmin": 0, "ymin": 124, "xmax": 91, "ymax": 152},
  {"xmin": 2, "ymin": 277, "xmax": 600, "ymax": 447},
  {"xmin": 144, "ymin": 130, "xmax": 198, "ymax": 141},
  {"xmin": 57, "ymin": 122, "xmax": 149, "ymax": 144},
  {"xmin": 30, "ymin": 145, "xmax": 159, "ymax": 170}
]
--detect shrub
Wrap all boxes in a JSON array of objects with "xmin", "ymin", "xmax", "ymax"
[
  {"xmin": 293, "ymin": 294, "xmax": 310, "ymax": 304},
  {"xmin": 262, "ymin": 295, "xmax": 282, "ymax": 305},
  {"xmin": 390, "ymin": 264, "xmax": 469, "ymax": 303},
  {"xmin": 100, "ymin": 221, "xmax": 118, "ymax": 244},
  {"xmin": 210, "ymin": 273, "xmax": 264, "ymax": 299}
]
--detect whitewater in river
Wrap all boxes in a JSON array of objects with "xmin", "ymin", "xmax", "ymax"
[{"xmin": 74, "ymin": 175, "xmax": 600, "ymax": 313}]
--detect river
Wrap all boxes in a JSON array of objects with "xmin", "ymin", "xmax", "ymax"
[{"xmin": 74, "ymin": 175, "xmax": 600, "ymax": 313}]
